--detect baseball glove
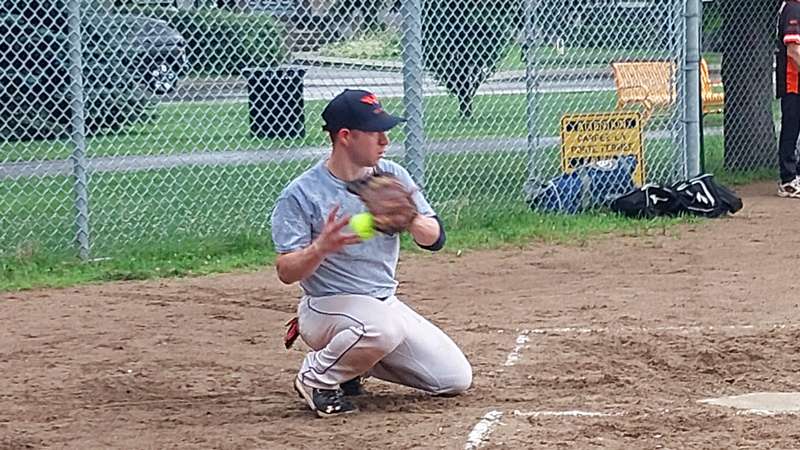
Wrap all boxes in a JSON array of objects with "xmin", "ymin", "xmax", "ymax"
[
  {"xmin": 347, "ymin": 171, "xmax": 418, "ymax": 234},
  {"xmin": 284, "ymin": 316, "xmax": 300, "ymax": 349}
]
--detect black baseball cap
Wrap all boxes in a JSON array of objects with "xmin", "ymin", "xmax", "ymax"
[{"xmin": 322, "ymin": 89, "xmax": 406, "ymax": 133}]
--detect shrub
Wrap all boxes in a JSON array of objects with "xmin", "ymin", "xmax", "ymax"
[{"xmin": 132, "ymin": 7, "xmax": 289, "ymax": 77}]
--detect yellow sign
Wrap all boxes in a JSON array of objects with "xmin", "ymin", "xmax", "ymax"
[{"xmin": 560, "ymin": 111, "xmax": 645, "ymax": 186}]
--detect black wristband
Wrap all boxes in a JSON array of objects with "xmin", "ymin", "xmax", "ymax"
[{"xmin": 416, "ymin": 215, "xmax": 446, "ymax": 252}]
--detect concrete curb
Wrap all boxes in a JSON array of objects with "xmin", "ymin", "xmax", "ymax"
[
  {"xmin": 290, "ymin": 52, "xmax": 722, "ymax": 82},
  {"xmin": 291, "ymin": 53, "xmax": 613, "ymax": 82}
]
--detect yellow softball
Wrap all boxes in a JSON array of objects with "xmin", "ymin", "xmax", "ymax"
[{"xmin": 349, "ymin": 212, "xmax": 376, "ymax": 240}]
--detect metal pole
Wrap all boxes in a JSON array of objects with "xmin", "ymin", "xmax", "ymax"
[
  {"xmin": 684, "ymin": 0, "xmax": 702, "ymax": 177},
  {"xmin": 698, "ymin": 0, "xmax": 706, "ymax": 173},
  {"xmin": 67, "ymin": 0, "xmax": 91, "ymax": 260},
  {"xmin": 400, "ymin": 0, "xmax": 426, "ymax": 188},
  {"xmin": 523, "ymin": 0, "xmax": 541, "ymax": 188}
]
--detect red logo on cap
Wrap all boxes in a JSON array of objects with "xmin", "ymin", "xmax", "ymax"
[
  {"xmin": 361, "ymin": 93, "xmax": 385, "ymax": 114},
  {"xmin": 360, "ymin": 94, "xmax": 380, "ymax": 106}
]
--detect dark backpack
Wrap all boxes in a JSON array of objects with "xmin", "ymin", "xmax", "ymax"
[
  {"xmin": 672, "ymin": 174, "xmax": 744, "ymax": 218},
  {"xmin": 610, "ymin": 174, "xmax": 743, "ymax": 218},
  {"xmin": 609, "ymin": 183, "xmax": 683, "ymax": 218}
]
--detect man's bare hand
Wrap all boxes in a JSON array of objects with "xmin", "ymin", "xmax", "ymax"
[{"xmin": 311, "ymin": 205, "xmax": 362, "ymax": 257}]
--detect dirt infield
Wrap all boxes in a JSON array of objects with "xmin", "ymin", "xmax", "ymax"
[{"xmin": 3, "ymin": 181, "xmax": 800, "ymax": 449}]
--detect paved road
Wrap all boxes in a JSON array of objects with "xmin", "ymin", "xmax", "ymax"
[
  {"xmin": 163, "ymin": 56, "xmax": 722, "ymax": 103},
  {"xmin": 0, "ymin": 128, "xmax": 722, "ymax": 180},
  {"xmin": 164, "ymin": 65, "xmax": 615, "ymax": 103}
]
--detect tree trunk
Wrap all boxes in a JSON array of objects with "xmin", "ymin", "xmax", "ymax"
[
  {"xmin": 458, "ymin": 95, "xmax": 473, "ymax": 118},
  {"xmin": 719, "ymin": 0, "xmax": 780, "ymax": 171}
]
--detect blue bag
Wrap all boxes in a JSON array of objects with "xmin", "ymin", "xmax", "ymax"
[{"xmin": 526, "ymin": 155, "xmax": 638, "ymax": 214}]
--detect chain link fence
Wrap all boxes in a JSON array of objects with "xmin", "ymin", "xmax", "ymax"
[
  {"xmin": 521, "ymin": 0, "xmax": 691, "ymax": 211},
  {"xmin": 700, "ymin": 0, "xmax": 779, "ymax": 177},
  {"xmin": 2, "ymin": 0, "xmax": 767, "ymax": 261}
]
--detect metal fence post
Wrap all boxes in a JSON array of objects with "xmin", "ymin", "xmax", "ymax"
[
  {"xmin": 698, "ymin": 0, "xmax": 707, "ymax": 173},
  {"xmin": 67, "ymin": 0, "xmax": 91, "ymax": 260},
  {"xmin": 400, "ymin": 0, "xmax": 426, "ymax": 188},
  {"xmin": 524, "ymin": 0, "xmax": 541, "ymax": 187},
  {"xmin": 684, "ymin": 0, "xmax": 702, "ymax": 178}
]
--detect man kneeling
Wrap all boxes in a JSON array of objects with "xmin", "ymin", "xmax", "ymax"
[{"xmin": 270, "ymin": 89, "xmax": 472, "ymax": 417}]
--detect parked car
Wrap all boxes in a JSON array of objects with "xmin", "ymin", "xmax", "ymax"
[
  {"xmin": 123, "ymin": 15, "xmax": 188, "ymax": 94},
  {"xmin": 0, "ymin": 2, "xmax": 186, "ymax": 95},
  {"xmin": 1, "ymin": 5, "xmax": 187, "ymax": 140}
]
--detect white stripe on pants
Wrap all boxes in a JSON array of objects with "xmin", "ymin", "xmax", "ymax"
[{"xmin": 296, "ymin": 294, "xmax": 472, "ymax": 394}]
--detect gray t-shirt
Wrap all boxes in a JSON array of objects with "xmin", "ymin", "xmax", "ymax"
[{"xmin": 271, "ymin": 159, "xmax": 435, "ymax": 298}]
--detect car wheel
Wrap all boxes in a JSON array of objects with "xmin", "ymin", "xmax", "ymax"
[{"xmin": 147, "ymin": 63, "xmax": 178, "ymax": 94}]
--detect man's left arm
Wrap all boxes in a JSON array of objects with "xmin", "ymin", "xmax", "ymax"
[
  {"xmin": 408, "ymin": 214, "xmax": 444, "ymax": 249},
  {"xmin": 381, "ymin": 162, "xmax": 446, "ymax": 250},
  {"xmin": 789, "ymin": 43, "xmax": 800, "ymax": 70}
]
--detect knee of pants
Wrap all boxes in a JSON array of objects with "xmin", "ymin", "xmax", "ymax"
[
  {"xmin": 362, "ymin": 319, "xmax": 405, "ymax": 357},
  {"xmin": 433, "ymin": 361, "xmax": 473, "ymax": 396}
]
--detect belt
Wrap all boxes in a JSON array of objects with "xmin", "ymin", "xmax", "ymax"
[{"xmin": 306, "ymin": 294, "xmax": 392, "ymax": 301}]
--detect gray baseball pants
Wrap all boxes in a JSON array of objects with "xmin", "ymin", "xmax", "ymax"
[{"xmin": 296, "ymin": 294, "xmax": 472, "ymax": 395}]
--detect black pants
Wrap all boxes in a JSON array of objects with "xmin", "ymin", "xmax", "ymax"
[{"xmin": 779, "ymin": 94, "xmax": 800, "ymax": 183}]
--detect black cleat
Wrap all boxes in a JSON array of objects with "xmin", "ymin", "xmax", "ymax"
[
  {"xmin": 340, "ymin": 377, "xmax": 367, "ymax": 397},
  {"xmin": 294, "ymin": 378, "xmax": 358, "ymax": 418}
]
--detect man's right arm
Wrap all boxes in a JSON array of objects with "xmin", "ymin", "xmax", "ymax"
[
  {"xmin": 786, "ymin": 4, "xmax": 800, "ymax": 68},
  {"xmin": 276, "ymin": 244, "xmax": 326, "ymax": 285},
  {"xmin": 274, "ymin": 205, "xmax": 361, "ymax": 285}
]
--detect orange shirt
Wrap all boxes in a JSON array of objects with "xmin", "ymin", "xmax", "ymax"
[{"xmin": 777, "ymin": 1, "xmax": 800, "ymax": 97}]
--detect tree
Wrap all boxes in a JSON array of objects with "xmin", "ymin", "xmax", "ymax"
[
  {"xmin": 422, "ymin": 0, "xmax": 519, "ymax": 118},
  {"xmin": 718, "ymin": 0, "xmax": 781, "ymax": 171}
]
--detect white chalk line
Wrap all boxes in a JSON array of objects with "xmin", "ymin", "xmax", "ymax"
[
  {"xmin": 468, "ymin": 330, "xmax": 613, "ymax": 448},
  {"xmin": 514, "ymin": 408, "xmax": 798, "ymax": 418},
  {"xmin": 512, "ymin": 409, "xmax": 622, "ymax": 418},
  {"xmin": 466, "ymin": 322, "xmax": 798, "ymax": 448},
  {"xmin": 464, "ymin": 410, "xmax": 503, "ymax": 450},
  {"xmin": 528, "ymin": 323, "xmax": 795, "ymax": 336},
  {"xmin": 503, "ymin": 330, "xmax": 530, "ymax": 367},
  {"xmin": 734, "ymin": 409, "xmax": 800, "ymax": 417},
  {"xmin": 464, "ymin": 408, "xmax": 619, "ymax": 449},
  {"xmin": 465, "ymin": 329, "xmax": 530, "ymax": 449},
  {"xmin": 501, "ymin": 323, "xmax": 793, "ymax": 374}
]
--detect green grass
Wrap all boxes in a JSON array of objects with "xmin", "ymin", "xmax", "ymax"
[
  {"xmin": 3, "ymin": 91, "xmax": 618, "ymax": 162},
  {"xmin": 1, "ymin": 162, "xmax": 309, "ymax": 257},
  {"xmin": 1, "ymin": 234, "xmax": 275, "ymax": 291},
  {"xmin": 3, "ymin": 101, "xmax": 331, "ymax": 162},
  {"xmin": 703, "ymin": 134, "xmax": 776, "ymax": 186},
  {"xmin": 702, "ymin": 98, "xmax": 778, "ymax": 129},
  {"xmin": 703, "ymin": 52, "xmax": 722, "ymax": 67},
  {"xmin": 0, "ymin": 151, "xmax": 767, "ymax": 292},
  {"xmin": 497, "ymin": 44, "xmax": 674, "ymax": 71},
  {"xmin": 6, "ymin": 60, "xmax": 744, "ymax": 164},
  {"xmin": 1, "ymin": 201, "xmax": 694, "ymax": 292},
  {"xmin": 0, "ymin": 138, "xmax": 736, "ymax": 292}
]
